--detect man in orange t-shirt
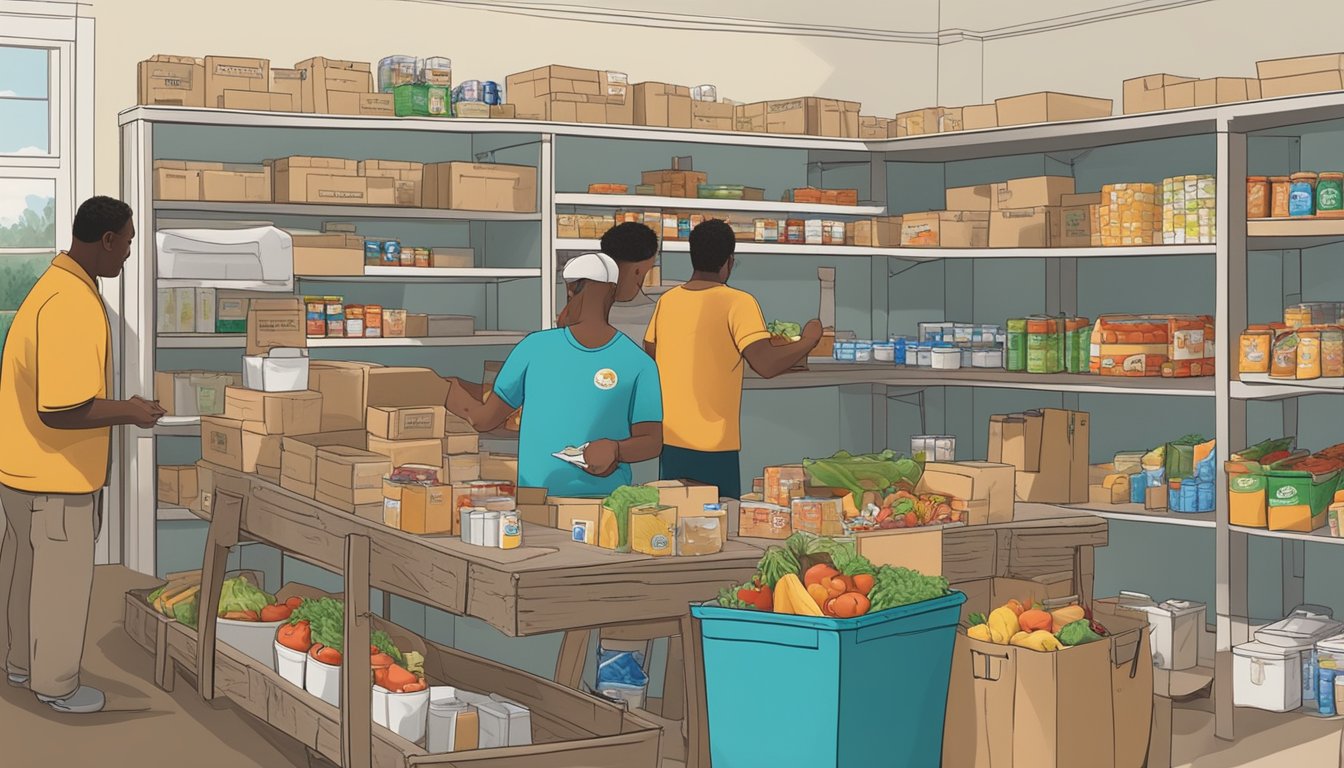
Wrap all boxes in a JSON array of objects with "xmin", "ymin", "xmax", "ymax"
[{"xmin": 644, "ymin": 220, "xmax": 819, "ymax": 497}]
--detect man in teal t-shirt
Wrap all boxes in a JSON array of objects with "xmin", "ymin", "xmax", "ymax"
[{"xmin": 445, "ymin": 253, "xmax": 663, "ymax": 497}]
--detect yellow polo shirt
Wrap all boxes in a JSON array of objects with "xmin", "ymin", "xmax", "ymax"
[
  {"xmin": 0, "ymin": 252, "xmax": 113, "ymax": 494},
  {"xmin": 644, "ymin": 285, "xmax": 771, "ymax": 452}
]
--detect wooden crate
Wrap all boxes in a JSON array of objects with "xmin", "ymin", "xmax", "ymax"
[{"xmin": 124, "ymin": 588, "xmax": 661, "ymax": 768}]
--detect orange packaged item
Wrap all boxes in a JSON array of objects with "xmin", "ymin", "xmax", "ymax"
[
  {"xmin": 1270, "ymin": 176, "xmax": 1292, "ymax": 218},
  {"xmin": 1284, "ymin": 306, "xmax": 1313, "ymax": 328},
  {"xmin": 1270, "ymin": 330, "xmax": 1298, "ymax": 378},
  {"xmin": 1090, "ymin": 314, "xmax": 1213, "ymax": 378},
  {"xmin": 1247, "ymin": 176, "xmax": 1269, "ymax": 219},
  {"xmin": 1298, "ymin": 329, "xmax": 1322, "ymax": 380},
  {"xmin": 1239, "ymin": 326, "xmax": 1273, "ymax": 374},
  {"xmin": 1323, "ymin": 328, "xmax": 1344, "ymax": 377},
  {"xmin": 588, "ymin": 183, "xmax": 629, "ymax": 195}
]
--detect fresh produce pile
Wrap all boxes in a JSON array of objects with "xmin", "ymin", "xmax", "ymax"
[
  {"xmin": 147, "ymin": 575, "xmax": 295, "ymax": 629},
  {"xmin": 1229, "ymin": 436, "xmax": 1295, "ymax": 468},
  {"xmin": 767, "ymin": 320, "xmax": 802, "ymax": 340},
  {"xmin": 964, "ymin": 596, "xmax": 1109, "ymax": 652},
  {"xmin": 803, "ymin": 450, "xmax": 924, "ymax": 509},
  {"xmin": 275, "ymin": 596, "xmax": 427, "ymax": 693},
  {"xmin": 716, "ymin": 532, "xmax": 949, "ymax": 619},
  {"xmin": 846, "ymin": 490, "xmax": 964, "ymax": 531}
]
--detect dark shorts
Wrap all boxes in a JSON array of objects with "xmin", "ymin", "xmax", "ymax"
[{"xmin": 659, "ymin": 445, "xmax": 741, "ymax": 499}]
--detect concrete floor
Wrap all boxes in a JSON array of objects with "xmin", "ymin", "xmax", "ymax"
[{"xmin": 0, "ymin": 565, "xmax": 1339, "ymax": 767}]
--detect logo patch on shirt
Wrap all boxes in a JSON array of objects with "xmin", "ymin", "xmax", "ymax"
[{"xmin": 594, "ymin": 368, "xmax": 618, "ymax": 390}]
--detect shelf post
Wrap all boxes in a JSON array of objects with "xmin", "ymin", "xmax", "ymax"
[
  {"xmin": 539, "ymin": 132, "xmax": 556, "ymax": 330},
  {"xmin": 1215, "ymin": 120, "xmax": 1251, "ymax": 742},
  {"xmin": 341, "ymin": 533, "xmax": 373, "ymax": 768}
]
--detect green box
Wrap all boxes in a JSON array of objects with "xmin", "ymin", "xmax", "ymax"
[
  {"xmin": 1266, "ymin": 467, "xmax": 1340, "ymax": 530},
  {"xmin": 394, "ymin": 84, "xmax": 451, "ymax": 117}
]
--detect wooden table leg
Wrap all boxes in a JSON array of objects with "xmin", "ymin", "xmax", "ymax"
[
  {"xmin": 555, "ymin": 629, "xmax": 590, "ymax": 689},
  {"xmin": 153, "ymin": 620, "xmax": 175, "ymax": 692},
  {"xmin": 680, "ymin": 613, "xmax": 710, "ymax": 768},
  {"xmin": 342, "ymin": 534, "xmax": 372, "ymax": 768},
  {"xmin": 1150, "ymin": 695, "xmax": 1173, "ymax": 768},
  {"xmin": 196, "ymin": 490, "xmax": 242, "ymax": 701}
]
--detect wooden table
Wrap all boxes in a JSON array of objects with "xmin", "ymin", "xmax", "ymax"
[{"xmin": 194, "ymin": 463, "xmax": 762, "ymax": 768}]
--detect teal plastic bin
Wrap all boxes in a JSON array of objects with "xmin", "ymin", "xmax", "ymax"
[{"xmin": 691, "ymin": 590, "xmax": 965, "ymax": 768}]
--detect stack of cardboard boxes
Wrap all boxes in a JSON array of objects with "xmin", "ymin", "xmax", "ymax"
[
  {"xmin": 506, "ymin": 65, "xmax": 632, "ymax": 125},
  {"xmin": 734, "ymin": 97, "xmax": 861, "ymax": 138},
  {"xmin": 891, "ymin": 91, "xmax": 1111, "ymax": 138},
  {"xmin": 1122, "ymin": 73, "xmax": 1262, "ymax": 114},
  {"xmin": 137, "ymin": 54, "xmax": 390, "ymax": 116},
  {"xmin": 548, "ymin": 480, "xmax": 726, "ymax": 556},
  {"xmin": 153, "ymin": 161, "xmax": 271, "ymax": 203},
  {"xmin": 200, "ymin": 386, "xmax": 322, "ymax": 481},
  {"xmin": 916, "ymin": 175, "xmax": 1077, "ymax": 249},
  {"xmin": 988, "ymin": 408, "xmax": 1091, "ymax": 505}
]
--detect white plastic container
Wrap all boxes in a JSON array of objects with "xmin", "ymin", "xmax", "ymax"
[
  {"xmin": 598, "ymin": 681, "xmax": 646, "ymax": 710},
  {"xmin": 427, "ymin": 687, "xmax": 469, "ymax": 753},
  {"xmin": 972, "ymin": 348, "xmax": 1003, "ymax": 368},
  {"xmin": 872, "ymin": 342, "xmax": 896, "ymax": 362},
  {"xmin": 243, "ymin": 348, "xmax": 309, "ymax": 392},
  {"xmin": 156, "ymin": 226, "xmax": 294, "ymax": 287},
  {"xmin": 911, "ymin": 435, "xmax": 956, "ymax": 462},
  {"xmin": 274, "ymin": 640, "xmax": 306, "ymax": 688},
  {"xmin": 305, "ymin": 656, "xmax": 341, "ymax": 706},
  {"xmin": 373, "ymin": 685, "xmax": 430, "ymax": 743},
  {"xmin": 1255, "ymin": 608, "xmax": 1343, "ymax": 651},
  {"xmin": 1234, "ymin": 640, "xmax": 1302, "ymax": 712},
  {"xmin": 217, "ymin": 617, "xmax": 287, "ymax": 670},
  {"xmin": 488, "ymin": 694, "xmax": 533, "ymax": 746},
  {"xmin": 1317, "ymin": 634, "xmax": 1344, "ymax": 669},
  {"xmin": 456, "ymin": 691, "xmax": 509, "ymax": 748},
  {"xmin": 1115, "ymin": 591, "xmax": 1206, "ymax": 671},
  {"xmin": 931, "ymin": 347, "xmax": 961, "ymax": 370}
]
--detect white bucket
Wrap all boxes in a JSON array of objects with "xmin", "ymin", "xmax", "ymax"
[
  {"xmin": 274, "ymin": 640, "xmax": 306, "ymax": 688},
  {"xmin": 380, "ymin": 686, "xmax": 430, "ymax": 743},
  {"xmin": 305, "ymin": 655, "xmax": 341, "ymax": 707},
  {"xmin": 217, "ymin": 618, "xmax": 287, "ymax": 670}
]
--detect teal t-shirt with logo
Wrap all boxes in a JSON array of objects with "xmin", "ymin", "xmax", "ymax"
[{"xmin": 492, "ymin": 328, "xmax": 662, "ymax": 498}]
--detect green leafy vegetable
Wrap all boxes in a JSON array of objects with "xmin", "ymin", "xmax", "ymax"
[
  {"xmin": 290, "ymin": 597, "xmax": 344, "ymax": 650},
  {"xmin": 716, "ymin": 581, "xmax": 753, "ymax": 609},
  {"xmin": 1056, "ymin": 619, "xmax": 1104, "ymax": 647},
  {"xmin": 217, "ymin": 577, "xmax": 273, "ymax": 617},
  {"xmin": 174, "ymin": 596, "xmax": 199, "ymax": 629},
  {"xmin": 803, "ymin": 450, "xmax": 924, "ymax": 508},
  {"xmin": 966, "ymin": 612, "xmax": 988, "ymax": 628},
  {"xmin": 371, "ymin": 629, "xmax": 403, "ymax": 665},
  {"xmin": 402, "ymin": 651, "xmax": 425, "ymax": 679},
  {"xmin": 867, "ymin": 565, "xmax": 949, "ymax": 612},
  {"xmin": 757, "ymin": 545, "xmax": 801, "ymax": 589},
  {"xmin": 147, "ymin": 586, "xmax": 165, "ymax": 605},
  {"xmin": 803, "ymin": 536, "xmax": 876, "ymax": 578},
  {"xmin": 767, "ymin": 320, "xmax": 802, "ymax": 339}
]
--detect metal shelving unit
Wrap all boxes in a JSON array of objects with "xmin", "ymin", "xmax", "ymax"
[{"xmin": 118, "ymin": 94, "xmax": 1344, "ymax": 743}]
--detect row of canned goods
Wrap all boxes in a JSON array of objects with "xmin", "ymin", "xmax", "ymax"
[{"xmin": 833, "ymin": 339, "xmax": 1004, "ymax": 370}]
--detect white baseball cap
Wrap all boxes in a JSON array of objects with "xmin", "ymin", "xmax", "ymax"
[{"xmin": 562, "ymin": 252, "xmax": 619, "ymax": 284}]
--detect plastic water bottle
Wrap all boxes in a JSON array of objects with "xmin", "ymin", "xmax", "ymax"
[
  {"xmin": 1320, "ymin": 667, "xmax": 1337, "ymax": 716},
  {"xmin": 1305, "ymin": 650, "xmax": 1319, "ymax": 706}
]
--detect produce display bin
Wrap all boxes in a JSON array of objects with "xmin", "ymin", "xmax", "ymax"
[{"xmin": 692, "ymin": 590, "xmax": 966, "ymax": 768}]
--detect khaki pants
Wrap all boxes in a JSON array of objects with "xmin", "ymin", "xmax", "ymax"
[{"xmin": 0, "ymin": 485, "xmax": 99, "ymax": 699}]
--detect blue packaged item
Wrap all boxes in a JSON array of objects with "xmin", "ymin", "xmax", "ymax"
[
  {"xmin": 1290, "ymin": 178, "xmax": 1316, "ymax": 217},
  {"xmin": 382, "ymin": 239, "xmax": 401, "ymax": 266},
  {"xmin": 483, "ymin": 80, "xmax": 501, "ymax": 106},
  {"xmin": 834, "ymin": 341, "xmax": 857, "ymax": 362},
  {"xmin": 893, "ymin": 337, "xmax": 907, "ymax": 365},
  {"xmin": 1320, "ymin": 667, "xmax": 1337, "ymax": 716},
  {"xmin": 364, "ymin": 240, "xmax": 382, "ymax": 265},
  {"xmin": 597, "ymin": 647, "xmax": 648, "ymax": 690},
  {"xmin": 1306, "ymin": 650, "xmax": 1320, "ymax": 704}
]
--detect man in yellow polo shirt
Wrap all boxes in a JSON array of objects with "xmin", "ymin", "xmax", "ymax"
[
  {"xmin": 0, "ymin": 197, "xmax": 164, "ymax": 714},
  {"xmin": 644, "ymin": 219, "xmax": 820, "ymax": 497}
]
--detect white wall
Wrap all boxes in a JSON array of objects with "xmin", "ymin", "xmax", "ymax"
[{"xmin": 88, "ymin": 0, "xmax": 941, "ymax": 196}]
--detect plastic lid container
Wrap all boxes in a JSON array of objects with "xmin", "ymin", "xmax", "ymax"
[
  {"xmin": 419, "ymin": 57, "xmax": 452, "ymax": 86},
  {"xmin": 378, "ymin": 55, "xmax": 418, "ymax": 93},
  {"xmin": 931, "ymin": 347, "xmax": 962, "ymax": 370}
]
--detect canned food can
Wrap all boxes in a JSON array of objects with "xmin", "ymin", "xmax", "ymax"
[{"xmin": 382, "ymin": 240, "xmax": 401, "ymax": 266}]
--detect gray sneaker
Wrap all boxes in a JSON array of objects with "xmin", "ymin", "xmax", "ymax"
[
  {"xmin": 37, "ymin": 685, "xmax": 105, "ymax": 714},
  {"xmin": 6, "ymin": 672, "xmax": 27, "ymax": 688}
]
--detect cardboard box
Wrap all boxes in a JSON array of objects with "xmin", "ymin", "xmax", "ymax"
[
  {"xmin": 1260, "ymin": 71, "xmax": 1344, "ymax": 99},
  {"xmin": 940, "ymin": 107, "xmax": 964, "ymax": 132},
  {"xmin": 199, "ymin": 416, "xmax": 279, "ymax": 474},
  {"xmin": 328, "ymin": 91, "xmax": 395, "ymax": 117},
  {"xmin": 1058, "ymin": 193, "xmax": 1101, "ymax": 248},
  {"xmin": 271, "ymin": 68, "xmax": 305, "ymax": 111},
  {"xmin": 962, "ymin": 104, "xmax": 997, "ymax": 131},
  {"xmin": 1256, "ymin": 52, "xmax": 1344, "ymax": 80},
  {"xmin": 422, "ymin": 162, "xmax": 538, "ymax": 212},
  {"xmin": 632, "ymin": 82, "xmax": 692, "ymax": 128},
  {"xmin": 945, "ymin": 184, "xmax": 994, "ymax": 211},
  {"xmin": 219, "ymin": 89, "xmax": 292, "ymax": 112},
  {"xmin": 1190, "ymin": 77, "xmax": 1261, "ymax": 106},
  {"xmin": 894, "ymin": 107, "xmax": 942, "ymax": 137},
  {"xmin": 366, "ymin": 435, "xmax": 442, "ymax": 471},
  {"xmin": 366, "ymin": 367, "xmax": 451, "ymax": 409},
  {"xmin": 994, "ymin": 91, "xmax": 1113, "ymax": 126},
  {"xmin": 308, "ymin": 360, "xmax": 381, "ymax": 431},
  {"xmin": 246, "ymin": 297, "xmax": 305, "ymax": 356},
  {"xmin": 791, "ymin": 497, "xmax": 845, "ymax": 537},
  {"xmin": 292, "ymin": 234, "xmax": 365, "ymax": 277},
  {"xmin": 1008, "ymin": 409, "xmax": 1090, "ymax": 505},
  {"xmin": 358, "ymin": 160, "xmax": 423, "ymax": 207},
  {"xmin": 443, "ymin": 432, "xmax": 480, "ymax": 456},
  {"xmin": 691, "ymin": 99, "xmax": 734, "ymax": 131},
  {"xmin": 404, "ymin": 313, "xmax": 429, "ymax": 339},
  {"xmin": 480, "ymin": 452, "xmax": 517, "ymax": 483},
  {"xmin": 738, "ymin": 500, "xmax": 792, "ymax": 539},
  {"xmin": 383, "ymin": 481, "xmax": 455, "ymax": 534},
  {"xmin": 200, "ymin": 165, "xmax": 271, "ymax": 202},
  {"xmin": 154, "ymin": 163, "xmax": 202, "ymax": 201},
  {"xmin": 639, "ymin": 169, "xmax": 708, "ymax": 199},
  {"xmin": 223, "ymin": 387, "xmax": 322, "ymax": 436},
  {"xmin": 763, "ymin": 465, "xmax": 807, "ymax": 507},
  {"xmin": 154, "ymin": 370, "xmax": 238, "ymax": 417},
  {"xmin": 315, "ymin": 446, "xmax": 390, "ymax": 512},
  {"xmin": 454, "ymin": 101, "xmax": 491, "ymax": 119},
  {"xmin": 443, "ymin": 452, "xmax": 482, "ymax": 483},
  {"xmin": 993, "ymin": 176, "xmax": 1075, "ymax": 210},
  {"xmin": 736, "ymin": 97, "xmax": 861, "ymax": 137},
  {"xmin": 280, "ymin": 430, "xmax": 366, "ymax": 497},
  {"xmin": 845, "ymin": 217, "xmax": 902, "ymax": 247},
  {"xmin": 271, "ymin": 156, "xmax": 359, "ymax": 204},
  {"xmin": 916, "ymin": 461, "xmax": 1016, "ymax": 524},
  {"xmin": 552, "ymin": 496, "xmax": 603, "ymax": 543},
  {"xmin": 430, "ymin": 248, "xmax": 475, "ymax": 269},
  {"xmin": 367, "ymin": 405, "xmax": 446, "ymax": 441},
  {"xmin": 1122, "ymin": 73, "xmax": 1197, "ymax": 114},
  {"xmin": 859, "ymin": 115, "xmax": 891, "ymax": 139},
  {"xmin": 646, "ymin": 480, "xmax": 718, "ymax": 520},
  {"xmin": 900, "ymin": 211, "xmax": 990, "ymax": 248},
  {"xmin": 300, "ymin": 174, "xmax": 392, "ymax": 206},
  {"xmin": 298, "ymin": 57, "xmax": 374, "ymax": 114},
  {"xmin": 203, "ymin": 56, "xmax": 268, "ymax": 110},
  {"xmin": 943, "ymin": 579, "xmax": 1153, "ymax": 768},
  {"xmin": 138, "ymin": 55, "xmax": 204, "ymax": 107},
  {"xmin": 158, "ymin": 465, "xmax": 199, "ymax": 507},
  {"xmin": 989, "ymin": 206, "xmax": 1057, "ymax": 248}
]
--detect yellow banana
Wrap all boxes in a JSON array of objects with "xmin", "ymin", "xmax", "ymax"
[
  {"xmin": 776, "ymin": 573, "xmax": 823, "ymax": 617},
  {"xmin": 967, "ymin": 624, "xmax": 992, "ymax": 642},
  {"xmin": 1011, "ymin": 630, "xmax": 1063, "ymax": 652},
  {"xmin": 988, "ymin": 606, "xmax": 1021, "ymax": 644}
]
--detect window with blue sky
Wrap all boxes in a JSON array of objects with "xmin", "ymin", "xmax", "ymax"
[{"xmin": 0, "ymin": 46, "xmax": 51, "ymax": 156}]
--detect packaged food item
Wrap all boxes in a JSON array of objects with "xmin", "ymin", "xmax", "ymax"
[
  {"xmin": 400, "ymin": 244, "xmax": 415, "ymax": 267},
  {"xmin": 365, "ymin": 305, "xmax": 383, "ymax": 337},
  {"xmin": 383, "ymin": 240, "xmax": 402, "ymax": 266},
  {"xmin": 1006, "ymin": 318, "xmax": 1027, "ymax": 371},
  {"xmin": 1290, "ymin": 172, "xmax": 1318, "ymax": 217},
  {"xmin": 1270, "ymin": 176, "xmax": 1292, "ymax": 218},
  {"xmin": 414, "ymin": 248, "xmax": 431, "ymax": 268},
  {"xmin": 378, "ymin": 55, "xmax": 417, "ymax": 93},
  {"xmin": 1323, "ymin": 329, "xmax": 1344, "ymax": 377},
  {"xmin": 1239, "ymin": 327, "xmax": 1273, "ymax": 373},
  {"xmin": 305, "ymin": 296, "xmax": 327, "ymax": 338},
  {"xmin": 1285, "ymin": 305, "xmax": 1313, "ymax": 328},
  {"xmin": 1298, "ymin": 329, "xmax": 1323, "ymax": 379},
  {"xmin": 1247, "ymin": 176, "xmax": 1270, "ymax": 219},
  {"xmin": 785, "ymin": 219, "xmax": 804, "ymax": 244},
  {"xmin": 346, "ymin": 305, "xmax": 365, "ymax": 338},
  {"xmin": 419, "ymin": 57, "xmax": 452, "ymax": 87},
  {"xmin": 498, "ymin": 510, "xmax": 521, "ymax": 549},
  {"xmin": 1271, "ymin": 330, "xmax": 1298, "ymax": 378},
  {"xmin": 1026, "ymin": 316, "xmax": 1064, "ymax": 374},
  {"xmin": 325, "ymin": 296, "xmax": 345, "ymax": 338},
  {"xmin": 1320, "ymin": 173, "xmax": 1344, "ymax": 218},
  {"xmin": 364, "ymin": 240, "xmax": 382, "ymax": 266},
  {"xmin": 384, "ymin": 308, "xmax": 407, "ymax": 338}
]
